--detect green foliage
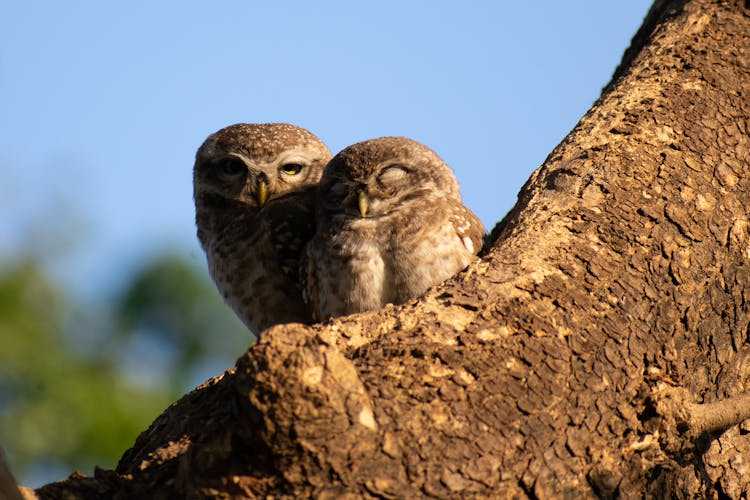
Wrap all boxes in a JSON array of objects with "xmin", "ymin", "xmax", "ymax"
[
  {"xmin": 114, "ymin": 256, "xmax": 253, "ymax": 391},
  {"xmin": 0, "ymin": 254, "xmax": 251, "ymax": 486}
]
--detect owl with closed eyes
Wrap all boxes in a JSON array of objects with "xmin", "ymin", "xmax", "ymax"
[
  {"xmin": 303, "ymin": 136, "xmax": 485, "ymax": 320},
  {"xmin": 193, "ymin": 123, "xmax": 331, "ymax": 334}
]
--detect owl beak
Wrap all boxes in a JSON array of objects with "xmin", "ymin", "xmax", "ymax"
[
  {"xmin": 358, "ymin": 190, "xmax": 369, "ymax": 217},
  {"xmin": 255, "ymin": 179, "xmax": 268, "ymax": 207}
]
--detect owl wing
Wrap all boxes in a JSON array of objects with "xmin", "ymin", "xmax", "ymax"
[
  {"xmin": 264, "ymin": 185, "xmax": 318, "ymax": 288},
  {"xmin": 449, "ymin": 201, "xmax": 485, "ymax": 256},
  {"xmin": 298, "ymin": 242, "xmax": 322, "ymax": 322}
]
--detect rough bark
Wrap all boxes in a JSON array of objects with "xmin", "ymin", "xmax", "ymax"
[{"xmin": 36, "ymin": 0, "xmax": 750, "ymax": 497}]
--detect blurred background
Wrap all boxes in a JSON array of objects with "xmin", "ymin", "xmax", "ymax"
[{"xmin": 1, "ymin": 1, "xmax": 652, "ymax": 488}]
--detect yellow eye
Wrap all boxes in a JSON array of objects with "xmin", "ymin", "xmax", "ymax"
[{"xmin": 280, "ymin": 163, "xmax": 303, "ymax": 175}]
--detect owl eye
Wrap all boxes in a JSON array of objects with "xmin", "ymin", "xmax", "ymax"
[
  {"xmin": 328, "ymin": 180, "xmax": 348, "ymax": 197},
  {"xmin": 217, "ymin": 158, "xmax": 246, "ymax": 177},
  {"xmin": 377, "ymin": 165, "xmax": 409, "ymax": 186},
  {"xmin": 280, "ymin": 163, "xmax": 304, "ymax": 175}
]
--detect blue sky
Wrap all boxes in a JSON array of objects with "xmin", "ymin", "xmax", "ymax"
[{"xmin": 0, "ymin": 2, "xmax": 652, "ymax": 298}]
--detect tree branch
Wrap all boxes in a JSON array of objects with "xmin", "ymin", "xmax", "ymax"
[{"xmin": 36, "ymin": 0, "xmax": 750, "ymax": 497}]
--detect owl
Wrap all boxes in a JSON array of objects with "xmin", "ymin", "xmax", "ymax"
[
  {"xmin": 304, "ymin": 136, "xmax": 485, "ymax": 320},
  {"xmin": 193, "ymin": 123, "xmax": 331, "ymax": 334}
]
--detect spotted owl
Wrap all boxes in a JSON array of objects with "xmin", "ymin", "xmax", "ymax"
[
  {"xmin": 303, "ymin": 136, "xmax": 485, "ymax": 320},
  {"xmin": 193, "ymin": 123, "xmax": 331, "ymax": 333}
]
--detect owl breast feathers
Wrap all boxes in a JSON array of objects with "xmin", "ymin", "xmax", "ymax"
[{"xmin": 303, "ymin": 136, "xmax": 485, "ymax": 321}]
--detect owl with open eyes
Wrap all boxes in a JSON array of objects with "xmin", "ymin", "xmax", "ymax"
[
  {"xmin": 303, "ymin": 136, "xmax": 485, "ymax": 320},
  {"xmin": 193, "ymin": 123, "xmax": 331, "ymax": 334}
]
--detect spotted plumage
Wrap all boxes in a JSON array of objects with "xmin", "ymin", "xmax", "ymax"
[
  {"xmin": 304, "ymin": 136, "xmax": 484, "ymax": 320},
  {"xmin": 193, "ymin": 123, "xmax": 331, "ymax": 333}
]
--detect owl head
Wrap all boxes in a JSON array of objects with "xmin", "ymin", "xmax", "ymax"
[
  {"xmin": 318, "ymin": 136, "xmax": 461, "ymax": 220},
  {"xmin": 193, "ymin": 123, "xmax": 331, "ymax": 213}
]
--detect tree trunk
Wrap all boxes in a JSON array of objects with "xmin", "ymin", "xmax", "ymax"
[{"xmin": 36, "ymin": 0, "xmax": 750, "ymax": 497}]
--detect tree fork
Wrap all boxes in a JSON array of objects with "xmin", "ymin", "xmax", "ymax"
[{"xmin": 36, "ymin": 0, "xmax": 750, "ymax": 497}]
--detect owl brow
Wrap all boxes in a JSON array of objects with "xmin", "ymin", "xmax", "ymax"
[
  {"xmin": 277, "ymin": 149, "xmax": 315, "ymax": 164},
  {"xmin": 327, "ymin": 165, "xmax": 352, "ymax": 181},
  {"xmin": 220, "ymin": 152, "xmax": 252, "ymax": 165}
]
